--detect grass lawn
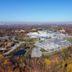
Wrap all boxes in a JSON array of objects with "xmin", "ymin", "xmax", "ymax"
[{"xmin": 67, "ymin": 38, "xmax": 72, "ymax": 43}]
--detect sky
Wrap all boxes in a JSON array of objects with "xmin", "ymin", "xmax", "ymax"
[{"xmin": 0, "ymin": 0, "xmax": 72, "ymax": 22}]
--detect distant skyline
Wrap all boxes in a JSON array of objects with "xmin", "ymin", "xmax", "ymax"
[{"xmin": 0, "ymin": 0, "xmax": 72, "ymax": 22}]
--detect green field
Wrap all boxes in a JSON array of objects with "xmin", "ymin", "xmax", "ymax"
[{"xmin": 67, "ymin": 38, "xmax": 72, "ymax": 43}]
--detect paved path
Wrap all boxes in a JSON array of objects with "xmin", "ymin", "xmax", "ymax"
[
  {"xmin": 3, "ymin": 42, "xmax": 25, "ymax": 55},
  {"xmin": 31, "ymin": 47, "xmax": 42, "ymax": 57}
]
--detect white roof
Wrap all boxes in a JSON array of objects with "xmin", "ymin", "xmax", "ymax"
[{"xmin": 35, "ymin": 42, "xmax": 59, "ymax": 51}]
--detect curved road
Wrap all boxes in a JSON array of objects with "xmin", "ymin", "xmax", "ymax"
[{"xmin": 3, "ymin": 42, "xmax": 25, "ymax": 55}]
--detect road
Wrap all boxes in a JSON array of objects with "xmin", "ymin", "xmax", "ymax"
[{"xmin": 3, "ymin": 42, "xmax": 25, "ymax": 55}]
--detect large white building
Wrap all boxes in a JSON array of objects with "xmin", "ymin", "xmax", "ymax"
[
  {"xmin": 27, "ymin": 30, "xmax": 71, "ymax": 57},
  {"xmin": 27, "ymin": 30, "xmax": 65, "ymax": 39}
]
